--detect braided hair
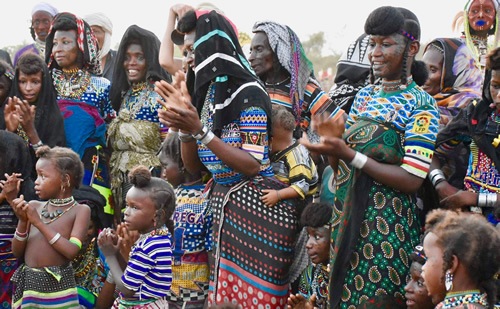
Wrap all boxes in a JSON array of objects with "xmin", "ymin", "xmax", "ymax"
[
  {"xmin": 364, "ymin": 6, "xmax": 428, "ymax": 86},
  {"xmin": 128, "ymin": 165, "xmax": 176, "ymax": 235}
]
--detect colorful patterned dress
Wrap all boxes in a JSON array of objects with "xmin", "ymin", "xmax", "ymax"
[{"xmin": 329, "ymin": 81, "xmax": 439, "ymax": 308}]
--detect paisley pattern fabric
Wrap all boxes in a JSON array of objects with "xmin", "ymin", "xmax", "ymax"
[{"xmin": 329, "ymin": 118, "xmax": 422, "ymax": 309}]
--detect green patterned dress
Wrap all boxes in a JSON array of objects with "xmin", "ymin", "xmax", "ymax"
[{"xmin": 328, "ymin": 82, "xmax": 439, "ymax": 308}]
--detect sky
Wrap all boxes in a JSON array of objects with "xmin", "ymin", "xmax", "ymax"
[{"xmin": 2, "ymin": 0, "xmax": 466, "ymax": 56}]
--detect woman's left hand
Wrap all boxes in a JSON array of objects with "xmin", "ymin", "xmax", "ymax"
[{"xmin": 15, "ymin": 98, "xmax": 36, "ymax": 132}]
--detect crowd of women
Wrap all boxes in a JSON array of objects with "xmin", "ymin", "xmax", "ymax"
[{"xmin": 0, "ymin": 0, "xmax": 499, "ymax": 308}]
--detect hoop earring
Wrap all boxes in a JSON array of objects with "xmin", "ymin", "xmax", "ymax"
[
  {"xmin": 61, "ymin": 184, "xmax": 66, "ymax": 193},
  {"xmin": 445, "ymin": 270, "xmax": 454, "ymax": 291}
]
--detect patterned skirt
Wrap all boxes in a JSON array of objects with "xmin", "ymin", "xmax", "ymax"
[
  {"xmin": 329, "ymin": 118, "xmax": 421, "ymax": 308},
  {"xmin": 11, "ymin": 263, "xmax": 79, "ymax": 309},
  {"xmin": 1, "ymin": 235, "xmax": 17, "ymax": 309},
  {"xmin": 112, "ymin": 297, "xmax": 169, "ymax": 309},
  {"xmin": 207, "ymin": 177, "xmax": 299, "ymax": 308}
]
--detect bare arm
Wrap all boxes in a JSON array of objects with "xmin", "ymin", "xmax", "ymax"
[
  {"xmin": 159, "ymin": 4, "xmax": 194, "ymax": 74},
  {"xmin": 302, "ymin": 137, "xmax": 424, "ymax": 194}
]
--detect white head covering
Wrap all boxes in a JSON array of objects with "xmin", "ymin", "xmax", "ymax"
[
  {"xmin": 31, "ymin": 2, "xmax": 58, "ymax": 17},
  {"xmin": 84, "ymin": 12, "xmax": 113, "ymax": 59}
]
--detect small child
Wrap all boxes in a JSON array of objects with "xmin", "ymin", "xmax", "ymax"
[
  {"xmin": 159, "ymin": 132, "xmax": 213, "ymax": 308},
  {"xmin": 10, "ymin": 145, "xmax": 90, "ymax": 308},
  {"xmin": 422, "ymin": 209, "xmax": 500, "ymax": 308},
  {"xmin": 98, "ymin": 165, "xmax": 176, "ymax": 308},
  {"xmin": 404, "ymin": 244, "xmax": 435, "ymax": 309},
  {"xmin": 287, "ymin": 202, "xmax": 331, "ymax": 309},
  {"xmin": 262, "ymin": 106, "xmax": 318, "ymax": 207}
]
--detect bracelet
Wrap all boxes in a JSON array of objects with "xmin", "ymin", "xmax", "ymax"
[
  {"xmin": 193, "ymin": 125, "xmax": 209, "ymax": 140},
  {"xmin": 69, "ymin": 236, "xmax": 82, "ymax": 249},
  {"xmin": 178, "ymin": 131, "xmax": 195, "ymax": 143},
  {"xmin": 48, "ymin": 233, "xmax": 61, "ymax": 245},
  {"xmin": 429, "ymin": 169, "xmax": 446, "ymax": 187},
  {"xmin": 14, "ymin": 232, "xmax": 27, "ymax": 241},
  {"xmin": 200, "ymin": 130, "xmax": 215, "ymax": 145},
  {"xmin": 276, "ymin": 190, "xmax": 281, "ymax": 201},
  {"xmin": 478, "ymin": 193, "xmax": 498, "ymax": 208},
  {"xmin": 15, "ymin": 229, "xmax": 28, "ymax": 237},
  {"xmin": 30, "ymin": 140, "xmax": 43, "ymax": 150},
  {"xmin": 350, "ymin": 152, "xmax": 368, "ymax": 169}
]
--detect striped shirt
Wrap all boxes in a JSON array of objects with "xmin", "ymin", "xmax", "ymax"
[{"xmin": 122, "ymin": 232, "xmax": 172, "ymax": 299}]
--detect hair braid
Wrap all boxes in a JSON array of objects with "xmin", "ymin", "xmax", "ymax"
[{"xmin": 400, "ymin": 41, "xmax": 410, "ymax": 85}]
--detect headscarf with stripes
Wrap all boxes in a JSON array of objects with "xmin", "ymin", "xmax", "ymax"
[
  {"xmin": 252, "ymin": 21, "xmax": 314, "ymax": 124},
  {"xmin": 45, "ymin": 12, "xmax": 101, "ymax": 75},
  {"xmin": 191, "ymin": 10, "xmax": 271, "ymax": 135}
]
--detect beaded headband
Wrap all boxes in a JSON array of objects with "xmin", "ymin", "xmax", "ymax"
[
  {"xmin": 412, "ymin": 245, "xmax": 427, "ymax": 262},
  {"xmin": 401, "ymin": 30, "xmax": 416, "ymax": 41}
]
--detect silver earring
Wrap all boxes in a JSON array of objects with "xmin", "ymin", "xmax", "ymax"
[{"xmin": 445, "ymin": 270, "xmax": 453, "ymax": 291}]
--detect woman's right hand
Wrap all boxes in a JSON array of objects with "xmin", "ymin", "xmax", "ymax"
[
  {"xmin": 312, "ymin": 110, "xmax": 345, "ymax": 139},
  {"xmin": 171, "ymin": 3, "xmax": 195, "ymax": 20}
]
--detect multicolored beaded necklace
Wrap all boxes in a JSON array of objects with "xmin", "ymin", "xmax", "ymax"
[
  {"xmin": 132, "ymin": 225, "xmax": 169, "ymax": 250},
  {"xmin": 310, "ymin": 263, "xmax": 329, "ymax": 308},
  {"xmin": 120, "ymin": 82, "xmax": 154, "ymax": 120},
  {"xmin": 441, "ymin": 290, "xmax": 488, "ymax": 308},
  {"xmin": 52, "ymin": 68, "xmax": 91, "ymax": 99}
]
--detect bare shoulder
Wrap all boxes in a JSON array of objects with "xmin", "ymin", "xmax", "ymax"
[
  {"xmin": 28, "ymin": 200, "xmax": 45, "ymax": 211},
  {"xmin": 75, "ymin": 202, "xmax": 91, "ymax": 213}
]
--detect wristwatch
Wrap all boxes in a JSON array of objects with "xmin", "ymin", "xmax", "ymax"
[{"xmin": 193, "ymin": 125, "xmax": 209, "ymax": 140}]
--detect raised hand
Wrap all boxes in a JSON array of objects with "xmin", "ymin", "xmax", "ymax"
[
  {"xmin": 4, "ymin": 97, "xmax": 20, "ymax": 132},
  {"xmin": 98, "ymin": 227, "xmax": 120, "ymax": 257}
]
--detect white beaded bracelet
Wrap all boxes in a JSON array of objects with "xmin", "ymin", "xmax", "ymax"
[
  {"xmin": 49, "ymin": 233, "xmax": 61, "ymax": 245},
  {"xmin": 350, "ymin": 151, "xmax": 368, "ymax": 169}
]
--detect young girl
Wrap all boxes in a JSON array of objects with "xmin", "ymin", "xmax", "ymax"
[
  {"xmin": 159, "ymin": 132, "xmax": 212, "ymax": 308},
  {"xmin": 422, "ymin": 209, "xmax": 500, "ymax": 309},
  {"xmin": 10, "ymin": 145, "xmax": 90, "ymax": 308},
  {"xmin": 98, "ymin": 165, "xmax": 175, "ymax": 308},
  {"xmin": 404, "ymin": 244, "xmax": 436, "ymax": 309},
  {"xmin": 287, "ymin": 202, "xmax": 331, "ymax": 309}
]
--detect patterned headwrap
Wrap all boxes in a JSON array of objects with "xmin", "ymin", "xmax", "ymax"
[
  {"xmin": 191, "ymin": 10, "xmax": 271, "ymax": 135},
  {"xmin": 45, "ymin": 12, "xmax": 101, "ymax": 75},
  {"xmin": 252, "ymin": 21, "xmax": 314, "ymax": 123},
  {"xmin": 84, "ymin": 12, "xmax": 113, "ymax": 59},
  {"xmin": 462, "ymin": 0, "xmax": 500, "ymax": 64},
  {"xmin": 424, "ymin": 38, "xmax": 483, "ymax": 126},
  {"xmin": 329, "ymin": 33, "xmax": 371, "ymax": 112}
]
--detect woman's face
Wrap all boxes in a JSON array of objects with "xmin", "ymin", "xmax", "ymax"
[
  {"xmin": 422, "ymin": 47, "xmax": 444, "ymax": 96},
  {"xmin": 123, "ymin": 43, "xmax": 146, "ymax": 84},
  {"xmin": 248, "ymin": 32, "xmax": 274, "ymax": 79},
  {"xmin": 489, "ymin": 69, "xmax": 500, "ymax": 112},
  {"xmin": 468, "ymin": 0, "xmax": 496, "ymax": 33},
  {"xmin": 404, "ymin": 261, "xmax": 435, "ymax": 309},
  {"xmin": 368, "ymin": 34, "xmax": 406, "ymax": 81},
  {"xmin": 18, "ymin": 71, "xmax": 42, "ymax": 104},
  {"xmin": 52, "ymin": 30, "xmax": 80, "ymax": 70},
  {"xmin": 421, "ymin": 232, "xmax": 447, "ymax": 305},
  {"xmin": 183, "ymin": 31, "xmax": 196, "ymax": 71}
]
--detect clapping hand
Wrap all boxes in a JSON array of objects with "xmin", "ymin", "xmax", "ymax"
[
  {"xmin": 287, "ymin": 293, "xmax": 318, "ymax": 309},
  {"xmin": 98, "ymin": 228, "xmax": 120, "ymax": 257}
]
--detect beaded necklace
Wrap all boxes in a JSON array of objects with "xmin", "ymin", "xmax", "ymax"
[
  {"xmin": 40, "ymin": 199, "xmax": 76, "ymax": 223},
  {"xmin": 132, "ymin": 225, "xmax": 169, "ymax": 250},
  {"xmin": 52, "ymin": 69, "xmax": 91, "ymax": 99},
  {"xmin": 310, "ymin": 264, "xmax": 329, "ymax": 308},
  {"xmin": 49, "ymin": 196, "xmax": 76, "ymax": 207},
  {"xmin": 441, "ymin": 290, "xmax": 488, "ymax": 309},
  {"xmin": 73, "ymin": 239, "xmax": 97, "ymax": 280},
  {"xmin": 120, "ymin": 83, "xmax": 154, "ymax": 121},
  {"xmin": 381, "ymin": 76, "xmax": 413, "ymax": 93}
]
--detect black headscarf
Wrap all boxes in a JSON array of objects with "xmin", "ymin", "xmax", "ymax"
[
  {"xmin": 2, "ymin": 53, "xmax": 66, "ymax": 149},
  {"xmin": 109, "ymin": 24, "xmax": 172, "ymax": 111},
  {"xmin": 190, "ymin": 10, "xmax": 272, "ymax": 135},
  {"xmin": 436, "ymin": 67, "xmax": 500, "ymax": 172}
]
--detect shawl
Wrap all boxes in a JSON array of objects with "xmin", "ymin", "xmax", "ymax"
[
  {"xmin": 329, "ymin": 33, "xmax": 371, "ymax": 112},
  {"xmin": 425, "ymin": 38, "xmax": 483, "ymax": 125},
  {"xmin": 192, "ymin": 11, "xmax": 271, "ymax": 135},
  {"xmin": 1, "ymin": 55, "xmax": 66, "ymax": 149},
  {"xmin": 45, "ymin": 12, "xmax": 101, "ymax": 76},
  {"xmin": 83, "ymin": 12, "xmax": 113, "ymax": 59},
  {"xmin": 436, "ymin": 68, "xmax": 500, "ymax": 173},
  {"xmin": 252, "ymin": 21, "xmax": 313, "ymax": 122},
  {"xmin": 110, "ymin": 24, "xmax": 172, "ymax": 111}
]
